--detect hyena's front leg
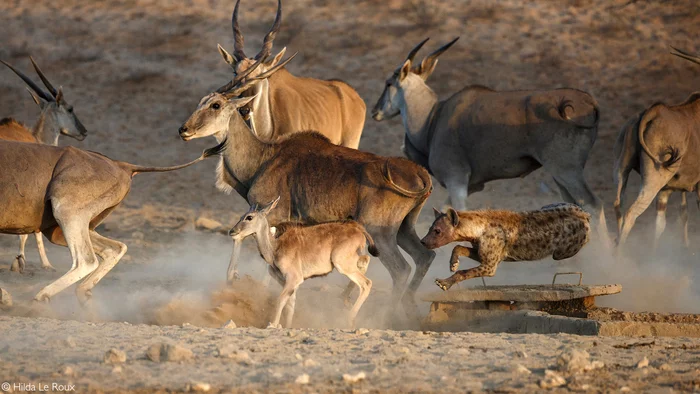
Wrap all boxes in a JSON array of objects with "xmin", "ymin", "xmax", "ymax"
[
  {"xmin": 449, "ymin": 245, "xmax": 479, "ymax": 272},
  {"xmin": 437, "ymin": 232, "xmax": 504, "ymax": 291},
  {"xmin": 435, "ymin": 265, "xmax": 497, "ymax": 291}
]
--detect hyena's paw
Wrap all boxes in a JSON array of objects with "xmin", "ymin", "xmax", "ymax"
[{"xmin": 435, "ymin": 278, "xmax": 452, "ymax": 292}]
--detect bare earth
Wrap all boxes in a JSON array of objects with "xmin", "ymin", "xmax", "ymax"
[{"xmin": 1, "ymin": 0, "xmax": 700, "ymax": 392}]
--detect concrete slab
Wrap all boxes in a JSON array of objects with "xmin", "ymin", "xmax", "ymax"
[{"xmin": 422, "ymin": 284, "xmax": 622, "ymax": 303}]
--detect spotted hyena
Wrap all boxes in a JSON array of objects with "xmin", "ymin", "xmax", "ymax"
[{"xmin": 421, "ymin": 203, "xmax": 591, "ymax": 291}]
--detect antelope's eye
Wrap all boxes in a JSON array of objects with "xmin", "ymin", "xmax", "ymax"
[
  {"xmin": 211, "ymin": 103, "xmax": 221, "ymax": 110},
  {"xmin": 435, "ymin": 228, "xmax": 441, "ymax": 235},
  {"xmin": 245, "ymin": 215, "xmax": 253, "ymax": 221},
  {"xmin": 239, "ymin": 107, "xmax": 250, "ymax": 116}
]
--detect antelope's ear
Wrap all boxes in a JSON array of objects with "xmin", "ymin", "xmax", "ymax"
[
  {"xmin": 447, "ymin": 208, "xmax": 459, "ymax": 227},
  {"xmin": 399, "ymin": 59, "xmax": 411, "ymax": 81},
  {"xmin": 55, "ymin": 87, "xmax": 64, "ymax": 104},
  {"xmin": 265, "ymin": 47, "xmax": 287, "ymax": 68},
  {"xmin": 261, "ymin": 196, "xmax": 281, "ymax": 214},
  {"xmin": 218, "ymin": 44, "xmax": 237, "ymax": 68},
  {"xmin": 26, "ymin": 87, "xmax": 43, "ymax": 106},
  {"xmin": 433, "ymin": 207, "xmax": 442, "ymax": 219}
]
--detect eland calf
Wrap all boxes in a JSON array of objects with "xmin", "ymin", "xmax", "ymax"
[
  {"xmin": 372, "ymin": 38, "xmax": 609, "ymax": 247},
  {"xmin": 1, "ymin": 57, "xmax": 88, "ymax": 272},
  {"xmin": 229, "ymin": 197, "xmax": 377, "ymax": 328}
]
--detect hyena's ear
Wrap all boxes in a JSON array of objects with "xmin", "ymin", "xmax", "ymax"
[
  {"xmin": 447, "ymin": 208, "xmax": 459, "ymax": 227},
  {"xmin": 433, "ymin": 207, "xmax": 442, "ymax": 219}
]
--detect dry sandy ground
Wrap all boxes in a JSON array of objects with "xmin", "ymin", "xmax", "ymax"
[
  {"xmin": 1, "ymin": 0, "xmax": 700, "ymax": 392},
  {"xmin": 2, "ymin": 315, "xmax": 700, "ymax": 393}
]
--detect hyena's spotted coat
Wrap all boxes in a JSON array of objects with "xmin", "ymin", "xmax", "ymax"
[{"xmin": 421, "ymin": 203, "xmax": 591, "ymax": 291}]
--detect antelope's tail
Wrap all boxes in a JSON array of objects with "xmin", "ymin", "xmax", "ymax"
[
  {"xmin": 637, "ymin": 107, "xmax": 680, "ymax": 168},
  {"xmin": 123, "ymin": 139, "xmax": 226, "ymax": 175},
  {"xmin": 382, "ymin": 159, "xmax": 432, "ymax": 198}
]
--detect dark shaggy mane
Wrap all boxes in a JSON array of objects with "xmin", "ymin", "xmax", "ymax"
[{"xmin": 0, "ymin": 117, "xmax": 22, "ymax": 127}]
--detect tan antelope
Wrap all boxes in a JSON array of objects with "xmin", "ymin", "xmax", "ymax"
[
  {"xmin": 214, "ymin": 0, "xmax": 366, "ymax": 147},
  {"xmin": 229, "ymin": 197, "xmax": 377, "ymax": 328},
  {"xmin": 1, "ymin": 57, "xmax": 88, "ymax": 272},
  {"xmin": 614, "ymin": 46, "xmax": 700, "ymax": 247},
  {"xmin": 179, "ymin": 68, "xmax": 436, "ymax": 323},
  {"xmin": 372, "ymin": 38, "xmax": 610, "ymax": 247},
  {"xmin": 0, "ymin": 135, "xmax": 221, "ymax": 303}
]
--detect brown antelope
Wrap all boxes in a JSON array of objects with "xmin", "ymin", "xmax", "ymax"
[
  {"xmin": 422, "ymin": 203, "xmax": 590, "ymax": 291},
  {"xmin": 615, "ymin": 47, "xmax": 700, "ymax": 246},
  {"xmin": 1, "ymin": 57, "xmax": 88, "ymax": 272},
  {"xmin": 179, "ymin": 70, "xmax": 436, "ymax": 323},
  {"xmin": 228, "ymin": 197, "xmax": 377, "ymax": 328},
  {"xmin": 214, "ymin": 0, "xmax": 366, "ymax": 148},
  {"xmin": 372, "ymin": 38, "xmax": 610, "ymax": 248},
  {"xmin": 0, "ymin": 135, "xmax": 222, "ymax": 303}
]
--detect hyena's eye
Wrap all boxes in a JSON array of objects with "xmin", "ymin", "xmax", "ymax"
[{"xmin": 435, "ymin": 228, "xmax": 441, "ymax": 235}]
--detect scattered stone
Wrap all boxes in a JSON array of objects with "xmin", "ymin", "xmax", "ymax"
[
  {"xmin": 221, "ymin": 320, "xmax": 237, "ymax": 329},
  {"xmin": 295, "ymin": 353, "xmax": 303, "ymax": 361},
  {"xmin": 104, "ymin": 348, "xmax": 127, "ymax": 364},
  {"xmin": 514, "ymin": 364, "xmax": 532, "ymax": 375},
  {"xmin": 189, "ymin": 382, "xmax": 211, "ymax": 392},
  {"xmin": 342, "ymin": 372, "xmax": 366, "ymax": 384},
  {"xmin": 354, "ymin": 328, "xmax": 370, "ymax": 335},
  {"xmin": 303, "ymin": 359, "xmax": 319, "ymax": 368},
  {"xmin": 557, "ymin": 348, "xmax": 591, "ymax": 373},
  {"xmin": 659, "ymin": 363, "xmax": 672, "ymax": 371},
  {"xmin": 146, "ymin": 343, "xmax": 193, "ymax": 362},
  {"xmin": 636, "ymin": 356, "xmax": 649, "ymax": 369},
  {"xmin": 539, "ymin": 369, "xmax": 566, "ymax": 389},
  {"xmin": 60, "ymin": 365, "xmax": 75, "ymax": 376},
  {"xmin": 620, "ymin": 387, "xmax": 631, "ymax": 392},
  {"xmin": 514, "ymin": 350, "xmax": 528, "ymax": 358},
  {"xmin": 398, "ymin": 347, "xmax": 411, "ymax": 354},
  {"xmin": 295, "ymin": 374, "xmax": 310, "ymax": 385},
  {"xmin": 111, "ymin": 366, "xmax": 123, "ymax": 374},
  {"xmin": 131, "ymin": 231, "xmax": 145, "ymax": 240},
  {"xmin": 195, "ymin": 217, "xmax": 223, "ymax": 232},
  {"xmin": 0, "ymin": 288, "xmax": 12, "ymax": 308}
]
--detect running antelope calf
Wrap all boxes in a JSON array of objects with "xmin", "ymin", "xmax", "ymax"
[
  {"xmin": 228, "ymin": 197, "xmax": 378, "ymax": 328},
  {"xmin": 421, "ymin": 203, "xmax": 590, "ymax": 291}
]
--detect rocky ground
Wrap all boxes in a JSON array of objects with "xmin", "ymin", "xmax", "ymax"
[{"xmin": 1, "ymin": 0, "xmax": 699, "ymax": 392}]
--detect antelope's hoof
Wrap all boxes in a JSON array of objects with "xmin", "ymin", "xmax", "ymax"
[
  {"xmin": 266, "ymin": 322, "xmax": 282, "ymax": 329},
  {"xmin": 435, "ymin": 279, "xmax": 450, "ymax": 292},
  {"xmin": 33, "ymin": 294, "xmax": 50, "ymax": 303},
  {"xmin": 76, "ymin": 289, "xmax": 93, "ymax": 306},
  {"xmin": 450, "ymin": 260, "xmax": 459, "ymax": 272},
  {"xmin": 11, "ymin": 255, "xmax": 26, "ymax": 274}
]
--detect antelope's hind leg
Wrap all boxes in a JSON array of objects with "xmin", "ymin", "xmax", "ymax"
[
  {"xmin": 75, "ymin": 231, "xmax": 127, "ymax": 305},
  {"xmin": 11, "ymin": 235, "xmax": 28, "ymax": 273}
]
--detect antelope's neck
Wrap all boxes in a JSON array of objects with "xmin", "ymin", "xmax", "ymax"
[
  {"xmin": 399, "ymin": 81, "xmax": 439, "ymax": 155},
  {"xmin": 32, "ymin": 110, "xmax": 58, "ymax": 146},
  {"xmin": 254, "ymin": 228, "xmax": 276, "ymax": 265},
  {"xmin": 221, "ymin": 115, "xmax": 275, "ymax": 186}
]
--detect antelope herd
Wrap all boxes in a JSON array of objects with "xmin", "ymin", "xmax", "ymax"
[{"xmin": 0, "ymin": 0, "xmax": 698, "ymax": 327}]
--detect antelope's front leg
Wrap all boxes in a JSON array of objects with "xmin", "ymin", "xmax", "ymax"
[{"xmin": 449, "ymin": 245, "xmax": 479, "ymax": 272}]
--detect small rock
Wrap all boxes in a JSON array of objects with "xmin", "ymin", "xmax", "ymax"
[
  {"xmin": 620, "ymin": 387, "xmax": 631, "ymax": 392},
  {"xmin": 342, "ymin": 372, "xmax": 366, "ymax": 384},
  {"xmin": 131, "ymin": 231, "xmax": 145, "ymax": 240},
  {"xmin": 303, "ymin": 359, "xmax": 319, "ymax": 368},
  {"xmin": 61, "ymin": 365, "xmax": 75, "ymax": 376},
  {"xmin": 146, "ymin": 343, "xmax": 193, "ymax": 362},
  {"xmin": 295, "ymin": 374, "xmax": 310, "ymax": 385},
  {"xmin": 398, "ymin": 347, "xmax": 410, "ymax": 354},
  {"xmin": 514, "ymin": 364, "xmax": 531, "ymax": 375},
  {"xmin": 111, "ymin": 366, "xmax": 123, "ymax": 374},
  {"xmin": 189, "ymin": 382, "xmax": 211, "ymax": 392},
  {"xmin": 295, "ymin": 353, "xmax": 303, "ymax": 361},
  {"xmin": 636, "ymin": 356, "xmax": 649, "ymax": 369},
  {"xmin": 195, "ymin": 217, "xmax": 223, "ymax": 232},
  {"xmin": 659, "ymin": 363, "xmax": 672, "ymax": 371},
  {"xmin": 514, "ymin": 350, "xmax": 528, "ymax": 358},
  {"xmin": 354, "ymin": 328, "xmax": 370, "ymax": 335},
  {"xmin": 0, "ymin": 288, "xmax": 12, "ymax": 308},
  {"xmin": 539, "ymin": 369, "xmax": 566, "ymax": 389},
  {"xmin": 221, "ymin": 320, "xmax": 237, "ymax": 329},
  {"xmin": 557, "ymin": 348, "xmax": 590, "ymax": 373},
  {"xmin": 104, "ymin": 348, "xmax": 127, "ymax": 364}
]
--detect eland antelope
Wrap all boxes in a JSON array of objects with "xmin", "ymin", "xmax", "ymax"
[
  {"xmin": 615, "ymin": 47, "xmax": 700, "ymax": 247},
  {"xmin": 215, "ymin": 0, "xmax": 366, "ymax": 148},
  {"xmin": 0, "ymin": 136, "xmax": 221, "ymax": 303},
  {"xmin": 229, "ymin": 197, "xmax": 378, "ymax": 328},
  {"xmin": 1, "ymin": 57, "xmax": 88, "ymax": 272},
  {"xmin": 372, "ymin": 38, "xmax": 610, "ymax": 247},
  {"xmin": 180, "ymin": 76, "xmax": 436, "ymax": 323}
]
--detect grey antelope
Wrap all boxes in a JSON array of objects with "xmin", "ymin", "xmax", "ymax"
[
  {"xmin": 214, "ymin": 0, "xmax": 366, "ymax": 148},
  {"xmin": 614, "ymin": 46, "xmax": 700, "ymax": 247},
  {"xmin": 422, "ymin": 203, "xmax": 590, "ymax": 291},
  {"xmin": 0, "ymin": 136, "xmax": 221, "ymax": 303},
  {"xmin": 229, "ymin": 197, "xmax": 377, "ymax": 328},
  {"xmin": 180, "ymin": 78, "xmax": 435, "ymax": 323},
  {"xmin": 0, "ymin": 57, "xmax": 88, "ymax": 272},
  {"xmin": 372, "ymin": 38, "xmax": 610, "ymax": 247}
]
